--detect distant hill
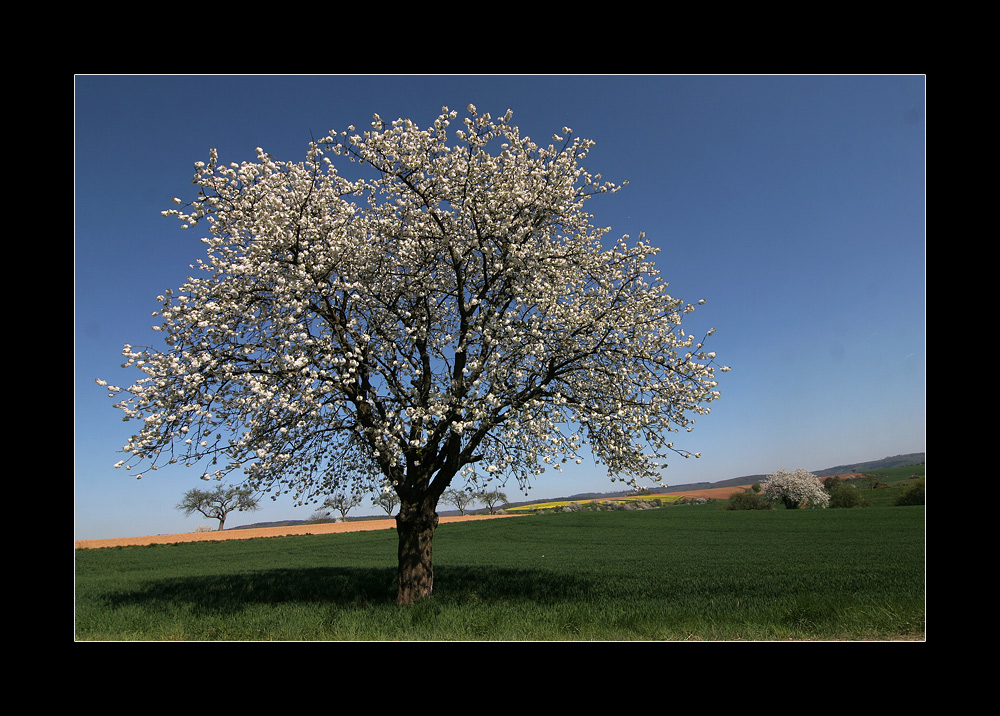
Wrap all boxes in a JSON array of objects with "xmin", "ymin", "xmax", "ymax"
[
  {"xmin": 671, "ymin": 452, "xmax": 926, "ymax": 491},
  {"xmin": 809, "ymin": 452, "xmax": 925, "ymax": 477},
  {"xmin": 232, "ymin": 452, "xmax": 925, "ymax": 528}
]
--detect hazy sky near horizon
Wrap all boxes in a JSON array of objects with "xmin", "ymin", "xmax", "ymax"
[{"xmin": 75, "ymin": 75, "xmax": 925, "ymax": 541}]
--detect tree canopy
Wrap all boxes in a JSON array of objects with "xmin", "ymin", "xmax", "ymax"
[{"xmin": 101, "ymin": 105, "xmax": 727, "ymax": 602}]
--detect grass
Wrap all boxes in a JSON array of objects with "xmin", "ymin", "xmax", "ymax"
[{"xmin": 75, "ymin": 502, "xmax": 924, "ymax": 641}]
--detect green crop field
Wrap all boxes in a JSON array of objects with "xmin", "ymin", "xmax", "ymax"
[{"xmin": 75, "ymin": 502, "xmax": 925, "ymax": 641}]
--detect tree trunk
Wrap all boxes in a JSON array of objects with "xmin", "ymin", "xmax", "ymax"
[{"xmin": 395, "ymin": 496, "xmax": 439, "ymax": 605}]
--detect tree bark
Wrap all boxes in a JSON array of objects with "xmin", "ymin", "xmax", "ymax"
[{"xmin": 395, "ymin": 495, "xmax": 440, "ymax": 605}]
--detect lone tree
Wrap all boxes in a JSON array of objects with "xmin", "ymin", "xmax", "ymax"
[
  {"xmin": 102, "ymin": 105, "xmax": 727, "ymax": 604},
  {"xmin": 176, "ymin": 484, "xmax": 260, "ymax": 531},
  {"xmin": 761, "ymin": 469, "xmax": 830, "ymax": 510}
]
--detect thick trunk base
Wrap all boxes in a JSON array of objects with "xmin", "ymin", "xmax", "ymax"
[{"xmin": 395, "ymin": 500, "xmax": 439, "ymax": 605}]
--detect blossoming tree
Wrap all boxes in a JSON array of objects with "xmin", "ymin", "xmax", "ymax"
[
  {"xmin": 101, "ymin": 106, "xmax": 727, "ymax": 604},
  {"xmin": 761, "ymin": 469, "xmax": 830, "ymax": 509}
]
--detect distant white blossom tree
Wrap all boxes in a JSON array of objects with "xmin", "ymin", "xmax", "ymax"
[
  {"xmin": 761, "ymin": 469, "xmax": 830, "ymax": 509},
  {"xmin": 101, "ymin": 105, "xmax": 727, "ymax": 604}
]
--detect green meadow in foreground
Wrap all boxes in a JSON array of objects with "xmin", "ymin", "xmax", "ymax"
[{"xmin": 75, "ymin": 504, "xmax": 924, "ymax": 641}]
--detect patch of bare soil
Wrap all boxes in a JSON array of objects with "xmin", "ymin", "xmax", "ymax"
[
  {"xmin": 74, "ymin": 514, "xmax": 520, "ymax": 549},
  {"xmin": 668, "ymin": 485, "xmax": 754, "ymax": 500}
]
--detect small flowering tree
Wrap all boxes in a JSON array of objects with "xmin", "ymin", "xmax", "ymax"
[
  {"xmin": 761, "ymin": 469, "xmax": 830, "ymax": 509},
  {"xmin": 101, "ymin": 105, "xmax": 726, "ymax": 604}
]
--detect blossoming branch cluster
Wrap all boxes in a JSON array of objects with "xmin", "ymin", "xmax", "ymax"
[{"xmin": 101, "ymin": 105, "xmax": 729, "ymax": 507}]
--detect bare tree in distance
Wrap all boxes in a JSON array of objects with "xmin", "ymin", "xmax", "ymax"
[
  {"xmin": 374, "ymin": 487, "xmax": 400, "ymax": 517},
  {"xmin": 323, "ymin": 491, "xmax": 364, "ymax": 521},
  {"xmin": 176, "ymin": 484, "xmax": 260, "ymax": 531},
  {"xmin": 442, "ymin": 488, "xmax": 477, "ymax": 516},
  {"xmin": 478, "ymin": 489, "xmax": 508, "ymax": 514}
]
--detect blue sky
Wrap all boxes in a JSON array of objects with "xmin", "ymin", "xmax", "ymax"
[{"xmin": 75, "ymin": 75, "xmax": 925, "ymax": 541}]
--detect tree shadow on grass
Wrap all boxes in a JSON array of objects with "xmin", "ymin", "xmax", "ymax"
[{"xmin": 101, "ymin": 565, "xmax": 596, "ymax": 616}]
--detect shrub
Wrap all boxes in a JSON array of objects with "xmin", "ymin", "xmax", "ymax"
[
  {"xmin": 823, "ymin": 476, "xmax": 870, "ymax": 508},
  {"xmin": 895, "ymin": 478, "xmax": 925, "ymax": 506},
  {"xmin": 725, "ymin": 489, "xmax": 772, "ymax": 510}
]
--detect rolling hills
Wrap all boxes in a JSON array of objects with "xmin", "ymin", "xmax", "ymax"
[{"xmin": 236, "ymin": 452, "xmax": 925, "ymax": 527}]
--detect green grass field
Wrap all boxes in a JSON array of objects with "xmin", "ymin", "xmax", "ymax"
[{"xmin": 75, "ymin": 500, "xmax": 925, "ymax": 641}]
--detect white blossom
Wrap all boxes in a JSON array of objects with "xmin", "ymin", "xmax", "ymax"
[
  {"xmin": 761, "ymin": 469, "xmax": 830, "ymax": 509},
  {"xmin": 102, "ymin": 105, "xmax": 725, "ymax": 506}
]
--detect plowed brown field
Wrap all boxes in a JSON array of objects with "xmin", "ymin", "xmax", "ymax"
[
  {"xmin": 74, "ymin": 514, "xmax": 520, "ymax": 550},
  {"xmin": 664, "ymin": 485, "xmax": 753, "ymax": 500}
]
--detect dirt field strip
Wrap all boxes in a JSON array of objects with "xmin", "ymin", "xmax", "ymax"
[
  {"xmin": 75, "ymin": 487, "xmax": 752, "ymax": 549},
  {"xmin": 662, "ymin": 485, "xmax": 754, "ymax": 500},
  {"xmin": 75, "ymin": 514, "xmax": 520, "ymax": 550}
]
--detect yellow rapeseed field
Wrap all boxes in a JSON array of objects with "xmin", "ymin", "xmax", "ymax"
[{"xmin": 506, "ymin": 494, "xmax": 684, "ymax": 512}]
